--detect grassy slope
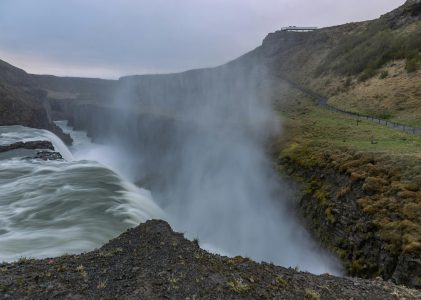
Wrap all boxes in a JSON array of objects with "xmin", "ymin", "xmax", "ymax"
[
  {"xmin": 268, "ymin": 4, "xmax": 421, "ymax": 271},
  {"xmin": 327, "ymin": 61, "xmax": 421, "ymax": 127},
  {"xmin": 264, "ymin": 0, "xmax": 421, "ymax": 128},
  {"xmin": 313, "ymin": 10, "xmax": 421, "ymax": 126},
  {"xmin": 285, "ymin": 103, "xmax": 421, "ymax": 155},
  {"xmin": 273, "ymin": 77, "xmax": 421, "ymax": 285}
]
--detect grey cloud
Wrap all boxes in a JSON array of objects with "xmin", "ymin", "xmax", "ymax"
[{"xmin": 0, "ymin": 0, "xmax": 405, "ymax": 78}]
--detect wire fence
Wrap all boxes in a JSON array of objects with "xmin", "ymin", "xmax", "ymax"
[
  {"xmin": 279, "ymin": 75, "xmax": 421, "ymax": 136},
  {"xmin": 321, "ymin": 99, "xmax": 421, "ymax": 136}
]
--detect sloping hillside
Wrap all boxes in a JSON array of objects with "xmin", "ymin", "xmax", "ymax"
[
  {"xmin": 0, "ymin": 60, "xmax": 73, "ymax": 143},
  {"xmin": 264, "ymin": 0, "xmax": 421, "ymax": 289},
  {"xmin": 261, "ymin": 0, "xmax": 421, "ymax": 127}
]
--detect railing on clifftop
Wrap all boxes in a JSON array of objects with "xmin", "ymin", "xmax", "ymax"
[
  {"xmin": 278, "ymin": 75, "xmax": 421, "ymax": 136},
  {"xmin": 280, "ymin": 26, "xmax": 318, "ymax": 32}
]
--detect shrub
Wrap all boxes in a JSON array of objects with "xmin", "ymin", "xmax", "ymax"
[
  {"xmin": 374, "ymin": 112, "xmax": 393, "ymax": 120},
  {"xmin": 359, "ymin": 67, "xmax": 377, "ymax": 82},
  {"xmin": 344, "ymin": 77, "xmax": 352, "ymax": 88},
  {"xmin": 318, "ymin": 22, "xmax": 421, "ymax": 80},
  {"xmin": 379, "ymin": 70, "xmax": 389, "ymax": 79},
  {"xmin": 405, "ymin": 58, "xmax": 418, "ymax": 73}
]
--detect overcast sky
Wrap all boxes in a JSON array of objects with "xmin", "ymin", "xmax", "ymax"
[{"xmin": 0, "ymin": 0, "xmax": 405, "ymax": 79}]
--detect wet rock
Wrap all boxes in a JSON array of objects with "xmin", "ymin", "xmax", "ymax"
[
  {"xmin": 392, "ymin": 252, "xmax": 421, "ymax": 288},
  {"xmin": 0, "ymin": 141, "xmax": 54, "ymax": 153},
  {"xmin": 48, "ymin": 123, "xmax": 73, "ymax": 146},
  {"xmin": 33, "ymin": 151, "xmax": 63, "ymax": 161},
  {"xmin": 0, "ymin": 140, "xmax": 64, "ymax": 160}
]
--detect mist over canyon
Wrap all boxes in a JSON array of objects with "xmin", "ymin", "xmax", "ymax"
[{"xmin": 39, "ymin": 55, "xmax": 340, "ymax": 274}]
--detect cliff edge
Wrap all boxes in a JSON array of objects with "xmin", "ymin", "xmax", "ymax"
[{"xmin": 0, "ymin": 220, "xmax": 419, "ymax": 299}]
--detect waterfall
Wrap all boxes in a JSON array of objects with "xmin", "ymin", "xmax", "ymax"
[{"xmin": 0, "ymin": 124, "xmax": 164, "ymax": 262}]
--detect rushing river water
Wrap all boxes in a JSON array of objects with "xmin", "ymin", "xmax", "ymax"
[
  {"xmin": 0, "ymin": 122, "xmax": 341, "ymax": 275},
  {"xmin": 0, "ymin": 124, "xmax": 164, "ymax": 262}
]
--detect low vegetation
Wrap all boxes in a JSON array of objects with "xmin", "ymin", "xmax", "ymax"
[
  {"xmin": 280, "ymin": 102, "xmax": 421, "ymax": 155},
  {"xmin": 274, "ymin": 89, "xmax": 421, "ymax": 287},
  {"xmin": 317, "ymin": 19, "xmax": 421, "ymax": 79}
]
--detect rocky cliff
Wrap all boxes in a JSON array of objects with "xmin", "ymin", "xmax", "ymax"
[
  {"xmin": 0, "ymin": 220, "xmax": 419, "ymax": 299},
  {"xmin": 0, "ymin": 60, "xmax": 72, "ymax": 144},
  {"xmin": 277, "ymin": 145, "xmax": 421, "ymax": 288}
]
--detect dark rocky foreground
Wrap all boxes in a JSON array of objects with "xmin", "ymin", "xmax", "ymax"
[{"xmin": 0, "ymin": 220, "xmax": 419, "ymax": 299}]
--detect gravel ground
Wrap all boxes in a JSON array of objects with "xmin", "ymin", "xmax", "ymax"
[{"xmin": 0, "ymin": 220, "xmax": 419, "ymax": 299}]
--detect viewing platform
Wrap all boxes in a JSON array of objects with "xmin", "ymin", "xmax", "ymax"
[{"xmin": 280, "ymin": 26, "xmax": 318, "ymax": 32}]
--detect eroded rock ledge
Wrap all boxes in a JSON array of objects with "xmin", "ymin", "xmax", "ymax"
[
  {"xmin": 0, "ymin": 141, "xmax": 63, "ymax": 160},
  {"xmin": 0, "ymin": 141, "xmax": 54, "ymax": 153},
  {"xmin": 277, "ymin": 143, "xmax": 421, "ymax": 289},
  {"xmin": 0, "ymin": 220, "xmax": 419, "ymax": 299}
]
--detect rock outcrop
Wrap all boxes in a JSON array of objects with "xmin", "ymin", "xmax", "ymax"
[
  {"xmin": 0, "ymin": 220, "xmax": 419, "ymax": 299},
  {"xmin": 278, "ymin": 145, "xmax": 421, "ymax": 289},
  {"xmin": 0, "ymin": 141, "xmax": 54, "ymax": 153},
  {"xmin": 0, "ymin": 60, "xmax": 73, "ymax": 145},
  {"xmin": 0, "ymin": 140, "xmax": 63, "ymax": 160},
  {"xmin": 32, "ymin": 151, "xmax": 63, "ymax": 161}
]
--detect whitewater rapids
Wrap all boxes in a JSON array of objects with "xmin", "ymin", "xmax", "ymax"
[
  {"xmin": 0, "ymin": 122, "xmax": 341, "ymax": 275},
  {"xmin": 0, "ymin": 124, "xmax": 164, "ymax": 262}
]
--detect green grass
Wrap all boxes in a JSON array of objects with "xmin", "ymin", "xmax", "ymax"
[
  {"xmin": 278, "ymin": 101, "xmax": 421, "ymax": 258},
  {"xmin": 325, "ymin": 101, "xmax": 421, "ymax": 129},
  {"xmin": 387, "ymin": 116, "xmax": 421, "ymax": 129},
  {"xmin": 296, "ymin": 106, "xmax": 421, "ymax": 155}
]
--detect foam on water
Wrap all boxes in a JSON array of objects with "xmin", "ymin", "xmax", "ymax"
[
  {"xmin": 0, "ymin": 124, "xmax": 164, "ymax": 262},
  {"xmin": 0, "ymin": 125, "xmax": 73, "ymax": 161}
]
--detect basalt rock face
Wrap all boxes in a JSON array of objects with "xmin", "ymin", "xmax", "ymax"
[
  {"xmin": 0, "ymin": 60, "xmax": 30, "ymax": 86},
  {"xmin": 63, "ymin": 102, "xmax": 199, "ymax": 191},
  {"xmin": 278, "ymin": 150, "xmax": 421, "ymax": 289},
  {"xmin": 0, "ymin": 60, "xmax": 73, "ymax": 145},
  {"xmin": 0, "ymin": 220, "xmax": 419, "ymax": 299},
  {"xmin": 0, "ymin": 84, "xmax": 48, "ymax": 127}
]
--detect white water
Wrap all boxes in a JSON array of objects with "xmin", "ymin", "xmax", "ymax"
[
  {"xmin": 0, "ymin": 126, "xmax": 74, "ymax": 161},
  {"xmin": 0, "ymin": 121, "xmax": 341, "ymax": 275},
  {"xmin": 0, "ymin": 124, "xmax": 164, "ymax": 262}
]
